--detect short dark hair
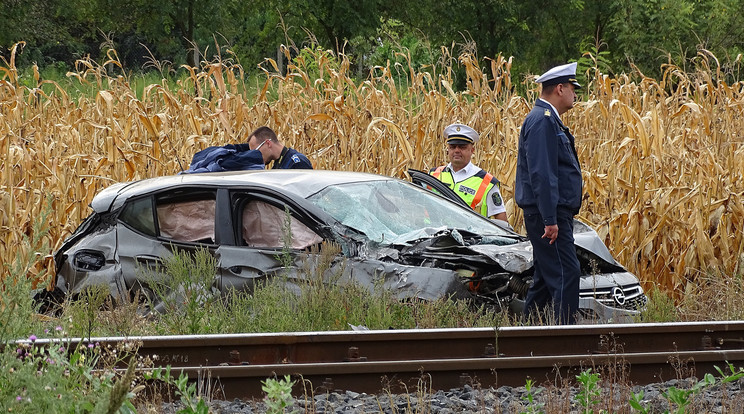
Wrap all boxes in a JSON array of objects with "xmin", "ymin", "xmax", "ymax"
[
  {"xmin": 249, "ymin": 126, "xmax": 279, "ymax": 143},
  {"xmin": 541, "ymin": 83, "xmax": 559, "ymax": 95}
]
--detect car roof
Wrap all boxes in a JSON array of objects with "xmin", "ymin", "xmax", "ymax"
[{"xmin": 91, "ymin": 170, "xmax": 391, "ymax": 213}]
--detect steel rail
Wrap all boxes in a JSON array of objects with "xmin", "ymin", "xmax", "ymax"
[
  {"xmin": 163, "ymin": 349, "xmax": 744, "ymax": 399},
  {"xmin": 20, "ymin": 321, "xmax": 744, "ymax": 399},
  {"xmin": 28, "ymin": 321, "xmax": 744, "ymax": 366}
]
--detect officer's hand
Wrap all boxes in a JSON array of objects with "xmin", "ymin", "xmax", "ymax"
[{"xmin": 542, "ymin": 224, "xmax": 558, "ymax": 244}]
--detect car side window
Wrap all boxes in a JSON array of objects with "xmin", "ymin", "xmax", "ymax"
[
  {"xmin": 119, "ymin": 197, "xmax": 156, "ymax": 236},
  {"xmin": 240, "ymin": 200, "xmax": 322, "ymax": 249},
  {"xmin": 155, "ymin": 191, "xmax": 216, "ymax": 244}
]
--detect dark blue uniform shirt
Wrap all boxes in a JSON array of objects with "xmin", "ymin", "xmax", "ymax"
[
  {"xmin": 272, "ymin": 147, "xmax": 313, "ymax": 169},
  {"xmin": 515, "ymin": 99, "xmax": 582, "ymax": 225}
]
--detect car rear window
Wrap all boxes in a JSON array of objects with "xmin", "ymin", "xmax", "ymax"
[{"xmin": 119, "ymin": 197, "xmax": 156, "ymax": 236}]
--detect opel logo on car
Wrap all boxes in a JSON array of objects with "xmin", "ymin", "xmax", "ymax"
[{"xmin": 612, "ymin": 287, "xmax": 626, "ymax": 306}]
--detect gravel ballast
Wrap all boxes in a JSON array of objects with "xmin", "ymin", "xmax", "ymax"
[{"xmin": 160, "ymin": 376, "xmax": 744, "ymax": 413}]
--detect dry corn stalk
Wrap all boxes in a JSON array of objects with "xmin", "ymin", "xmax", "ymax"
[{"xmin": 1, "ymin": 43, "xmax": 743, "ymax": 300}]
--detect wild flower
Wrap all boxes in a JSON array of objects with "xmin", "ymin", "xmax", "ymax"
[{"xmin": 29, "ymin": 334, "xmax": 37, "ymax": 342}]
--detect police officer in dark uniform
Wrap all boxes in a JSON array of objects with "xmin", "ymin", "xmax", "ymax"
[
  {"xmin": 515, "ymin": 62, "xmax": 583, "ymax": 325},
  {"xmin": 247, "ymin": 126, "xmax": 313, "ymax": 169},
  {"xmin": 430, "ymin": 123, "xmax": 508, "ymax": 223}
]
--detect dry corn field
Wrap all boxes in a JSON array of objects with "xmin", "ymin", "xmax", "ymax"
[{"xmin": 1, "ymin": 43, "xmax": 743, "ymax": 302}]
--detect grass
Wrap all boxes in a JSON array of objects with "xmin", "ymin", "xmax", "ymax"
[
  {"xmin": 5, "ymin": 211, "xmax": 744, "ymax": 412},
  {"xmin": 55, "ymin": 241, "xmax": 505, "ymax": 338}
]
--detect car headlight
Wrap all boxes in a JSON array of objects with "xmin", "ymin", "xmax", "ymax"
[{"xmin": 73, "ymin": 250, "xmax": 106, "ymax": 271}]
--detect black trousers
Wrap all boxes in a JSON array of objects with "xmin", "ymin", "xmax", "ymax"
[{"xmin": 523, "ymin": 212, "xmax": 581, "ymax": 324}]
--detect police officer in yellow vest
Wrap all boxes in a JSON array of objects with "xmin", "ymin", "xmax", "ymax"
[{"xmin": 430, "ymin": 123, "xmax": 508, "ymax": 222}]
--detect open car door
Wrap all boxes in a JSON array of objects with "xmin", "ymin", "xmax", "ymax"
[
  {"xmin": 407, "ymin": 168, "xmax": 470, "ymax": 209},
  {"xmin": 408, "ymin": 168, "xmax": 516, "ymax": 232}
]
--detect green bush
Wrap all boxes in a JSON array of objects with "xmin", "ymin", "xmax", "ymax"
[
  {"xmin": 0, "ymin": 334, "xmax": 141, "ymax": 413},
  {"xmin": 142, "ymin": 247, "xmax": 224, "ymax": 335}
]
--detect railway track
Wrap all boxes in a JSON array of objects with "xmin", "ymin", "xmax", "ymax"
[{"xmin": 31, "ymin": 321, "xmax": 744, "ymax": 399}]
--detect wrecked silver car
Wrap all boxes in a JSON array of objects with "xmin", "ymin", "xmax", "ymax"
[{"xmin": 49, "ymin": 170, "xmax": 646, "ymax": 322}]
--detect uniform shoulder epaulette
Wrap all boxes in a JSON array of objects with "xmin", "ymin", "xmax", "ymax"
[{"xmin": 544, "ymin": 109, "xmax": 551, "ymax": 117}]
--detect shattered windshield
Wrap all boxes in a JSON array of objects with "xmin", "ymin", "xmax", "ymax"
[{"xmin": 307, "ymin": 179, "xmax": 510, "ymax": 245}]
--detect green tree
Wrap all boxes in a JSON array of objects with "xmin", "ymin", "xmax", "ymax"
[
  {"xmin": 607, "ymin": 0, "xmax": 697, "ymax": 73},
  {"xmin": 228, "ymin": 1, "xmax": 389, "ymax": 75},
  {"xmin": 690, "ymin": 0, "xmax": 744, "ymax": 61},
  {"xmin": 100, "ymin": 0, "xmax": 246, "ymax": 67},
  {"xmin": 1, "ymin": 0, "xmax": 100, "ymax": 67},
  {"xmin": 3, "ymin": 0, "xmax": 744, "ymax": 82}
]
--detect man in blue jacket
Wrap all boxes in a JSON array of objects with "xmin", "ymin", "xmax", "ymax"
[
  {"xmin": 515, "ymin": 62, "xmax": 583, "ymax": 325},
  {"xmin": 247, "ymin": 126, "xmax": 313, "ymax": 169}
]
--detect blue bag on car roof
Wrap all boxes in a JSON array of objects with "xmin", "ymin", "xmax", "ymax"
[{"xmin": 183, "ymin": 144, "xmax": 265, "ymax": 173}]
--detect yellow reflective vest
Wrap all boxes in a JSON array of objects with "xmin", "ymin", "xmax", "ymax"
[{"xmin": 431, "ymin": 166, "xmax": 498, "ymax": 218}]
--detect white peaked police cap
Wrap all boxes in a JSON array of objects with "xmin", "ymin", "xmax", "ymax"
[
  {"xmin": 535, "ymin": 62, "xmax": 582, "ymax": 89},
  {"xmin": 444, "ymin": 123, "xmax": 479, "ymax": 145}
]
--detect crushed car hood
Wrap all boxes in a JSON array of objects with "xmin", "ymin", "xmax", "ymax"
[{"xmin": 380, "ymin": 224, "xmax": 623, "ymax": 275}]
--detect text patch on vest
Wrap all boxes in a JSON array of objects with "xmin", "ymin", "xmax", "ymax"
[{"xmin": 457, "ymin": 184, "xmax": 476, "ymax": 196}]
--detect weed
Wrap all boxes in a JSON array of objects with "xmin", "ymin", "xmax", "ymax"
[
  {"xmin": 628, "ymin": 390, "xmax": 650, "ymax": 414},
  {"xmin": 0, "ymin": 196, "xmax": 53, "ymax": 342},
  {"xmin": 639, "ymin": 285, "xmax": 679, "ymax": 322},
  {"xmin": 661, "ymin": 363, "xmax": 744, "ymax": 413},
  {"xmin": 221, "ymin": 240, "xmax": 503, "ymax": 334},
  {"xmin": 594, "ymin": 333, "xmax": 632, "ymax": 412},
  {"xmin": 662, "ymin": 373, "xmax": 716, "ymax": 413},
  {"xmin": 715, "ymin": 362, "xmax": 744, "ymax": 384},
  {"xmin": 143, "ymin": 366, "xmax": 212, "ymax": 414},
  {"xmin": 97, "ymin": 289, "xmax": 154, "ymax": 336},
  {"xmin": 261, "ymin": 375, "xmax": 297, "ymax": 414},
  {"xmin": 575, "ymin": 368, "xmax": 602, "ymax": 413},
  {"xmin": 62, "ymin": 284, "xmax": 110, "ymax": 339},
  {"xmin": 677, "ymin": 269, "xmax": 744, "ymax": 321},
  {"xmin": 0, "ymin": 334, "xmax": 143, "ymax": 412},
  {"xmin": 520, "ymin": 379, "xmax": 544, "ymax": 414},
  {"xmin": 142, "ymin": 247, "xmax": 222, "ymax": 335},
  {"xmin": 276, "ymin": 206, "xmax": 295, "ymax": 271}
]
